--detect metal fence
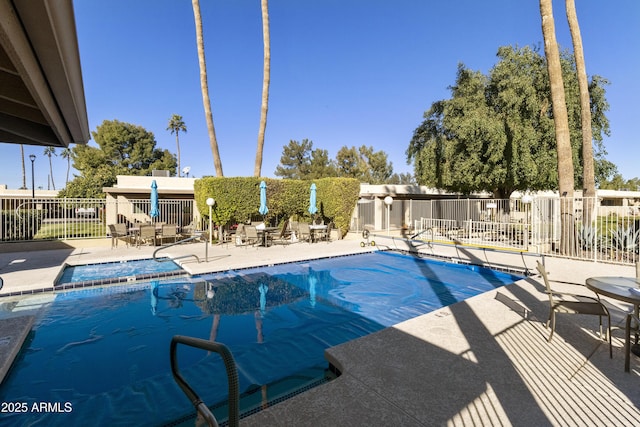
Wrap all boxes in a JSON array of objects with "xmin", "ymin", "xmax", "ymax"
[
  {"xmin": 355, "ymin": 196, "xmax": 639, "ymax": 265},
  {"xmin": 4, "ymin": 195, "xmax": 638, "ymax": 265},
  {"xmin": 0, "ymin": 197, "xmax": 196, "ymax": 241}
]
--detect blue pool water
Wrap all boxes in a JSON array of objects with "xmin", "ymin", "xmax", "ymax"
[
  {"xmin": 0, "ymin": 251, "xmax": 523, "ymax": 426},
  {"xmin": 56, "ymin": 258, "xmax": 184, "ymax": 286}
]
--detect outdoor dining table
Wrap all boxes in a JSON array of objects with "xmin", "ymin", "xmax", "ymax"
[
  {"xmin": 586, "ymin": 276, "xmax": 640, "ymax": 371},
  {"xmin": 309, "ymin": 224, "xmax": 327, "ymax": 243},
  {"xmin": 257, "ymin": 226, "xmax": 279, "ymax": 247},
  {"xmin": 586, "ymin": 276, "xmax": 640, "ymax": 313}
]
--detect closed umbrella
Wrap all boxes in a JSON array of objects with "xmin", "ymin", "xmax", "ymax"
[
  {"xmin": 308, "ymin": 183, "xmax": 317, "ymax": 215},
  {"xmin": 259, "ymin": 180, "xmax": 268, "ymax": 216},
  {"xmin": 150, "ymin": 180, "xmax": 160, "ymax": 221},
  {"xmin": 259, "ymin": 283, "xmax": 268, "ymax": 317}
]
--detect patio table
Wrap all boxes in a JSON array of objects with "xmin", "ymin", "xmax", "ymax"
[
  {"xmin": 257, "ymin": 227, "xmax": 279, "ymax": 247},
  {"xmin": 309, "ymin": 224, "xmax": 327, "ymax": 243},
  {"xmin": 586, "ymin": 276, "xmax": 640, "ymax": 371}
]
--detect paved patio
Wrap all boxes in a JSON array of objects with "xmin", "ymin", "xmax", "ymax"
[{"xmin": 0, "ymin": 235, "xmax": 638, "ymax": 426}]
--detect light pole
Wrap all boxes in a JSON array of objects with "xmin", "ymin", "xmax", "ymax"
[
  {"xmin": 29, "ymin": 154, "xmax": 36, "ymax": 198},
  {"xmin": 384, "ymin": 196, "xmax": 393, "ymax": 236},
  {"xmin": 206, "ymin": 198, "xmax": 215, "ymax": 246}
]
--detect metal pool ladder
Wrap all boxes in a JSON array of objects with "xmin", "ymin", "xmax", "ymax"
[{"xmin": 170, "ymin": 335, "xmax": 239, "ymax": 427}]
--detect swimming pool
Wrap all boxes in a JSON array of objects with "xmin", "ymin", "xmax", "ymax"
[
  {"xmin": 56, "ymin": 258, "xmax": 185, "ymax": 287},
  {"xmin": 0, "ymin": 251, "xmax": 523, "ymax": 426}
]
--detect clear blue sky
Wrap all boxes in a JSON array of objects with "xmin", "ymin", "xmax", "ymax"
[{"xmin": 1, "ymin": 0, "xmax": 638, "ymax": 190}]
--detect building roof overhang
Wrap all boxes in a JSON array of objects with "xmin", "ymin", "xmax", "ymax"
[{"xmin": 0, "ymin": 0, "xmax": 89, "ymax": 148}]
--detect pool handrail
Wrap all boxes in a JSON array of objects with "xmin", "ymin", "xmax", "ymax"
[
  {"xmin": 170, "ymin": 335, "xmax": 239, "ymax": 427},
  {"xmin": 153, "ymin": 235, "xmax": 202, "ymax": 263}
]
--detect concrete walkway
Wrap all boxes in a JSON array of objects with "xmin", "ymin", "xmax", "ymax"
[{"xmin": 0, "ymin": 235, "xmax": 638, "ymax": 426}]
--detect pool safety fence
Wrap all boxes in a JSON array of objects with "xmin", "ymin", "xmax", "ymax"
[
  {"xmin": 406, "ymin": 196, "xmax": 639, "ymax": 265},
  {"xmin": 0, "ymin": 197, "xmax": 196, "ymax": 242}
]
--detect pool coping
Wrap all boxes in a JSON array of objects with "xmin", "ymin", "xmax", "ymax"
[
  {"xmin": 0, "ymin": 237, "xmax": 637, "ymax": 425},
  {"xmin": 0, "ymin": 315, "xmax": 34, "ymax": 386}
]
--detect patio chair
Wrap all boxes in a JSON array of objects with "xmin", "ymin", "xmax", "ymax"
[
  {"xmin": 298, "ymin": 222, "xmax": 311, "ymax": 243},
  {"xmin": 536, "ymin": 261, "xmax": 612, "ymax": 358},
  {"xmin": 273, "ymin": 220, "xmax": 291, "ymax": 246},
  {"xmin": 313, "ymin": 222, "xmax": 332, "ymax": 243},
  {"xmin": 159, "ymin": 224, "xmax": 178, "ymax": 245},
  {"xmin": 137, "ymin": 224, "xmax": 157, "ymax": 248},
  {"xmin": 244, "ymin": 225, "xmax": 260, "ymax": 247},
  {"xmin": 108, "ymin": 223, "xmax": 130, "ymax": 248},
  {"xmin": 234, "ymin": 224, "xmax": 247, "ymax": 246},
  {"xmin": 625, "ymin": 312, "xmax": 640, "ymax": 372}
]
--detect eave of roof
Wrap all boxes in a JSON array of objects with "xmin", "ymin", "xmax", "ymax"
[{"xmin": 0, "ymin": 0, "xmax": 89, "ymax": 148}]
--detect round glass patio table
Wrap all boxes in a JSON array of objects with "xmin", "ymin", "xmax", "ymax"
[
  {"xmin": 586, "ymin": 276, "xmax": 640, "ymax": 356},
  {"xmin": 585, "ymin": 276, "xmax": 640, "ymax": 308}
]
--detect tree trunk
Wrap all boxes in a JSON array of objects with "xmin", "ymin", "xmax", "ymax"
[
  {"xmin": 20, "ymin": 144, "xmax": 26, "ymax": 189},
  {"xmin": 254, "ymin": 0, "xmax": 271, "ymax": 177},
  {"xmin": 48, "ymin": 156, "xmax": 56, "ymax": 190},
  {"xmin": 566, "ymin": 0, "xmax": 596, "ymax": 223},
  {"xmin": 192, "ymin": 0, "xmax": 224, "ymax": 176},
  {"xmin": 175, "ymin": 132, "xmax": 181, "ymax": 177},
  {"xmin": 540, "ymin": 0, "xmax": 575, "ymax": 255}
]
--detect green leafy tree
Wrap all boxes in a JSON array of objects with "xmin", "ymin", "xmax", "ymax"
[
  {"xmin": 308, "ymin": 148, "xmax": 336, "ymax": 179},
  {"xmin": 275, "ymin": 139, "xmax": 313, "ymax": 179},
  {"xmin": 44, "ymin": 147, "xmax": 56, "ymax": 190},
  {"xmin": 407, "ymin": 45, "xmax": 611, "ymax": 198},
  {"xmin": 335, "ymin": 146, "xmax": 363, "ymax": 179},
  {"xmin": 59, "ymin": 119, "xmax": 176, "ymax": 198},
  {"xmin": 599, "ymin": 174, "xmax": 640, "ymax": 191},
  {"xmin": 167, "ymin": 114, "xmax": 187, "ymax": 177},
  {"xmin": 388, "ymin": 172, "xmax": 416, "ymax": 185},
  {"xmin": 336, "ymin": 145, "xmax": 393, "ymax": 183}
]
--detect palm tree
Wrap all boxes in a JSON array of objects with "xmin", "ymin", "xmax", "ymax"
[
  {"xmin": 19, "ymin": 144, "xmax": 27, "ymax": 189},
  {"xmin": 191, "ymin": 0, "xmax": 224, "ymax": 176},
  {"xmin": 254, "ymin": 0, "xmax": 271, "ymax": 177},
  {"xmin": 565, "ymin": 0, "xmax": 596, "ymax": 220},
  {"xmin": 167, "ymin": 114, "xmax": 187, "ymax": 177},
  {"xmin": 44, "ymin": 146, "xmax": 56, "ymax": 190},
  {"xmin": 540, "ymin": 0, "xmax": 575, "ymax": 255},
  {"xmin": 60, "ymin": 148, "xmax": 72, "ymax": 186}
]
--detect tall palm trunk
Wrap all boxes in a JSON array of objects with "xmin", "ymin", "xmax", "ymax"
[
  {"xmin": 175, "ymin": 132, "xmax": 182, "ymax": 177},
  {"xmin": 48, "ymin": 155, "xmax": 56, "ymax": 190},
  {"xmin": 192, "ymin": 0, "xmax": 224, "ymax": 176},
  {"xmin": 254, "ymin": 0, "xmax": 271, "ymax": 177},
  {"xmin": 20, "ymin": 144, "xmax": 26, "ymax": 189},
  {"xmin": 565, "ymin": 0, "xmax": 596, "ymax": 222},
  {"xmin": 540, "ymin": 0, "xmax": 575, "ymax": 255}
]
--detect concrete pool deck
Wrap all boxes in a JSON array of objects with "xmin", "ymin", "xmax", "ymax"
[{"xmin": 0, "ymin": 235, "xmax": 638, "ymax": 426}]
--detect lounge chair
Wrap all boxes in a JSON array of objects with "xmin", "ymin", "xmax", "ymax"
[
  {"xmin": 625, "ymin": 312, "xmax": 640, "ymax": 372},
  {"xmin": 536, "ymin": 261, "xmax": 612, "ymax": 358},
  {"xmin": 108, "ymin": 223, "xmax": 130, "ymax": 248}
]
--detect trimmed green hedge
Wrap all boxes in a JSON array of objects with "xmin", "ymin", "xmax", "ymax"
[{"xmin": 194, "ymin": 177, "xmax": 360, "ymax": 237}]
